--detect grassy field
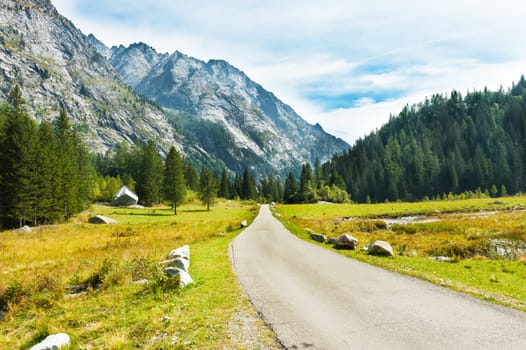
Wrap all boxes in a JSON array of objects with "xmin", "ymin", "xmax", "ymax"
[
  {"xmin": 275, "ymin": 197, "xmax": 526, "ymax": 311},
  {"xmin": 0, "ymin": 201, "xmax": 278, "ymax": 349}
]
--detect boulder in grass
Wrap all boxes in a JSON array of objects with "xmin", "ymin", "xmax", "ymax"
[
  {"xmin": 241, "ymin": 220, "xmax": 248, "ymax": 228},
  {"xmin": 310, "ymin": 233, "xmax": 327, "ymax": 243},
  {"xmin": 328, "ymin": 237, "xmax": 340, "ymax": 245},
  {"xmin": 368, "ymin": 240, "xmax": 394, "ymax": 256},
  {"xmin": 88, "ymin": 215, "xmax": 117, "ymax": 224},
  {"xmin": 161, "ymin": 257, "xmax": 190, "ymax": 272},
  {"xmin": 163, "ymin": 267, "xmax": 194, "ymax": 287},
  {"xmin": 167, "ymin": 245, "xmax": 190, "ymax": 261},
  {"xmin": 16, "ymin": 225, "xmax": 32, "ymax": 233},
  {"xmin": 30, "ymin": 333, "xmax": 70, "ymax": 350},
  {"xmin": 335, "ymin": 234, "xmax": 359, "ymax": 250}
]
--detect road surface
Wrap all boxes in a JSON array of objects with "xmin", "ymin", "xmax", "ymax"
[{"xmin": 231, "ymin": 204, "xmax": 526, "ymax": 349}]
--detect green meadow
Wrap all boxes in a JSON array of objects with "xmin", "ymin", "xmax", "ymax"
[
  {"xmin": 0, "ymin": 201, "xmax": 278, "ymax": 349},
  {"xmin": 276, "ymin": 197, "xmax": 526, "ymax": 311}
]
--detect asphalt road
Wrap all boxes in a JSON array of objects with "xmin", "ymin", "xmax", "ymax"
[{"xmin": 231, "ymin": 204, "xmax": 526, "ymax": 350}]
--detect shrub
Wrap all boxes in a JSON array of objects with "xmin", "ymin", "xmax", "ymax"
[
  {"xmin": 0, "ymin": 280, "xmax": 27, "ymax": 310},
  {"xmin": 127, "ymin": 256, "xmax": 180, "ymax": 293},
  {"xmin": 30, "ymin": 274, "xmax": 63, "ymax": 308},
  {"xmin": 392, "ymin": 224, "xmax": 417, "ymax": 234},
  {"xmin": 86, "ymin": 256, "xmax": 126, "ymax": 289},
  {"xmin": 427, "ymin": 240, "xmax": 491, "ymax": 259}
]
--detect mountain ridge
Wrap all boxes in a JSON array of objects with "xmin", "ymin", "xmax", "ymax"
[
  {"xmin": 0, "ymin": 0, "xmax": 349, "ymax": 178},
  {"xmin": 107, "ymin": 40, "xmax": 349, "ymax": 176},
  {"xmin": 0, "ymin": 0, "xmax": 193, "ymax": 156}
]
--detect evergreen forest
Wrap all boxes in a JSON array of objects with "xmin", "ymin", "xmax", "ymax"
[
  {"xmin": 316, "ymin": 76, "xmax": 526, "ymax": 203},
  {"xmin": 0, "ymin": 86, "xmax": 264, "ymax": 229}
]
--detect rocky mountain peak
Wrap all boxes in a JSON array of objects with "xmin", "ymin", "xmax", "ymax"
[
  {"xmin": 109, "ymin": 42, "xmax": 349, "ymax": 176},
  {"xmin": 0, "ymin": 0, "xmax": 192, "ymax": 156},
  {"xmin": 1, "ymin": 2, "xmax": 349, "ymax": 178}
]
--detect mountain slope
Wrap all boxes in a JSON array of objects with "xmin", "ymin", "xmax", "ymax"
[
  {"xmin": 109, "ymin": 43, "xmax": 349, "ymax": 176},
  {"xmin": 0, "ymin": 0, "xmax": 198, "ymax": 157}
]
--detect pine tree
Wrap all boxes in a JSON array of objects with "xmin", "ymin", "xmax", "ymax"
[
  {"xmin": 298, "ymin": 164, "xmax": 316, "ymax": 202},
  {"xmin": 54, "ymin": 109, "xmax": 80, "ymax": 219},
  {"xmin": 75, "ymin": 135, "xmax": 96, "ymax": 211},
  {"xmin": 184, "ymin": 161, "xmax": 199, "ymax": 191},
  {"xmin": 35, "ymin": 121, "xmax": 60, "ymax": 223},
  {"xmin": 163, "ymin": 146, "xmax": 186, "ymax": 214},
  {"xmin": 241, "ymin": 167, "xmax": 257, "ymax": 200},
  {"xmin": 218, "ymin": 168, "xmax": 231, "ymax": 199},
  {"xmin": 136, "ymin": 140, "xmax": 164, "ymax": 206},
  {"xmin": 283, "ymin": 172, "xmax": 297, "ymax": 204},
  {"xmin": 232, "ymin": 174, "xmax": 243, "ymax": 199},
  {"xmin": 199, "ymin": 167, "xmax": 217, "ymax": 211},
  {"xmin": 0, "ymin": 86, "xmax": 39, "ymax": 227}
]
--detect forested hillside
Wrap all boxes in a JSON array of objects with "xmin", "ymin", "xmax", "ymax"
[
  {"xmin": 324, "ymin": 76, "xmax": 526, "ymax": 203},
  {"xmin": 0, "ymin": 86, "xmax": 264, "ymax": 229}
]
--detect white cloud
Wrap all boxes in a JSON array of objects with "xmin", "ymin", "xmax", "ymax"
[{"xmin": 51, "ymin": 0, "xmax": 526, "ymax": 146}]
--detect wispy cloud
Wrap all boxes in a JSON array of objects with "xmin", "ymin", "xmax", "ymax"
[{"xmin": 52, "ymin": 0, "xmax": 526, "ymax": 145}]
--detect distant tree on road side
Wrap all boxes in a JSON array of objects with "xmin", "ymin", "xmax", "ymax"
[
  {"xmin": 163, "ymin": 146, "xmax": 186, "ymax": 215},
  {"xmin": 199, "ymin": 167, "xmax": 218, "ymax": 211}
]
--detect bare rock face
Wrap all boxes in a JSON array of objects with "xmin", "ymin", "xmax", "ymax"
[
  {"xmin": 108, "ymin": 43, "xmax": 349, "ymax": 176},
  {"xmin": 0, "ymin": 0, "xmax": 348, "ymax": 178},
  {"xmin": 0, "ymin": 0, "xmax": 187, "ymax": 154},
  {"xmin": 368, "ymin": 240, "xmax": 394, "ymax": 256}
]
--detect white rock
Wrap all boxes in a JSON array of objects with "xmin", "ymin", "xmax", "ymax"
[
  {"xmin": 167, "ymin": 245, "xmax": 190, "ymax": 261},
  {"xmin": 161, "ymin": 257, "xmax": 190, "ymax": 272},
  {"xmin": 368, "ymin": 240, "xmax": 394, "ymax": 256},
  {"xmin": 163, "ymin": 267, "xmax": 194, "ymax": 287},
  {"xmin": 241, "ymin": 220, "xmax": 248, "ymax": 227},
  {"xmin": 30, "ymin": 333, "xmax": 70, "ymax": 350},
  {"xmin": 16, "ymin": 225, "xmax": 32, "ymax": 233},
  {"xmin": 335, "ymin": 234, "xmax": 359, "ymax": 249},
  {"xmin": 88, "ymin": 215, "xmax": 117, "ymax": 224},
  {"xmin": 432, "ymin": 256, "xmax": 450, "ymax": 262}
]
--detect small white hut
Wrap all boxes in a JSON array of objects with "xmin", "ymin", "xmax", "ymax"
[{"xmin": 112, "ymin": 186, "xmax": 139, "ymax": 206}]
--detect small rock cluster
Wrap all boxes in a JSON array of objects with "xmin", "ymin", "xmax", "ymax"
[
  {"xmin": 490, "ymin": 239, "xmax": 526, "ymax": 260},
  {"xmin": 161, "ymin": 245, "xmax": 193, "ymax": 287},
  {"xmin": 308, "ymin": 229, "xmax": 394, "ymax": 256}
]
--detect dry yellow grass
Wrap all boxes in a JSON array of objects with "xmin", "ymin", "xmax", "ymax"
[{"xmin": 0, "ymin": 201, "xmax": 278, "ymax": 349}]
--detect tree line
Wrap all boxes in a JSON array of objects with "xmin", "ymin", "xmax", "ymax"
[
  {"xmin": 323, "ymin": 75, "xmax": 526, "ymax": 203},
  {"xmin": 0, "ymin": 86, "xmax": 273, "ymax": 228},
  {"xmin": 0, "ymin": 86, "xmax": 94, "ymax": 228}
]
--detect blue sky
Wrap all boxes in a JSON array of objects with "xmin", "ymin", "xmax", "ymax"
[{"xmin": 52, "ymin": 0, "xmax": 526, "ymax": 145}]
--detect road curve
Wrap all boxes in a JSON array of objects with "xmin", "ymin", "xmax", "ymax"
[{"xmin": 231, "ymin": 204, "xmax": 526, "ymax": 350}]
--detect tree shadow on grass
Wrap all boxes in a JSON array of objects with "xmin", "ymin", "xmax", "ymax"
[{"xmin": 179, "ymin": 209, "xmax": 209, "ymax": 213}]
